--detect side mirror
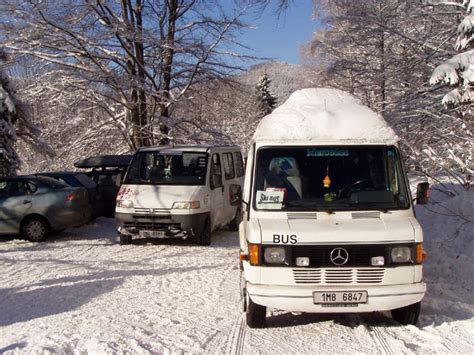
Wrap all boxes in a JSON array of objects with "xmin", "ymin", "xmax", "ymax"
[{"xmin": 416, "ymin": 182, "xmax": 430, "ymax": 205}]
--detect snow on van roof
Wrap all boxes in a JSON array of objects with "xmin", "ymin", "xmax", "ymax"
[{"xmin": 253, "ymin": 88, "xmax": 398, "ymax": 144}]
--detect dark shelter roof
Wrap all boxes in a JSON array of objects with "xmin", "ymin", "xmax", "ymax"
[{"xmin": 74, "ymin": 155, "xmax": 133, "ymax": 169}]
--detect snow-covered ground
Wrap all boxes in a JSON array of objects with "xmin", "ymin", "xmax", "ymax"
[{"xmin": 0, "ymin": 183, "xmax": 473, "ymax": 354}]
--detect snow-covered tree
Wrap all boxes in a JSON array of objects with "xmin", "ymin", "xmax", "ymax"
[
  {"xmin": 255, "ymin": 73, "xmax": 277, "ymax": 117},
  {"xmin": 304, "ymin": 0, "xmax": 473, "ymax": 182},
  {"xmin": 430, "ymin": 0, "xmax": 474, "ymax": 107},
  {"xmin": 0, "ymin": 55, "xmax": 19, "ymax": 176},
  {"xmin": 1, "ymin": 0, "xmax": 256, "ymax": 150}
]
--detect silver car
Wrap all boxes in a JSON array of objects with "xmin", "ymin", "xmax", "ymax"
[{"xmin": 0, "ymin": 176, "xmax": 91, "ymax": 242}]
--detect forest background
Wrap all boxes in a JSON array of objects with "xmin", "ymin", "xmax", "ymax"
[{"xmin": 0, "ymin": 0, "xmax": 472, "ymax": 187}]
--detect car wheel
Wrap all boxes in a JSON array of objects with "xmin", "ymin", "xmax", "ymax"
[
  {"xmin": 198, "ymin": 218, "xmax": 211, "ymax": 246},
  {"xmin": 246, "ymin": 297, "xmax": 266, "ymax": 328},
  {"xmin": 21, "ymin": 217, "xmax": 50, "ymax": 242},
  {"xmin": 391, "ymin": 302, "xmax": 421, "ymax": 325},
  {"xmin": 228, "ymin": 208, "xmax": 242, "ymax": 232},
  {"xmin": 119, "ymin": 233, "xmax": 132, "ymax": 245}
]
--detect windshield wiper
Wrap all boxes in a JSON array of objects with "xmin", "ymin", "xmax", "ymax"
[{"xmin": 349, "ymin": 202, "xmax": 391, "ymax": 213}]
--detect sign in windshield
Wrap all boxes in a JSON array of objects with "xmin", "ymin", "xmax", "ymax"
[
  {"xmin": 253, "ymin": 146, "xmax": 410, "ymax": 211},
  {"xmin": 124, "ymin": 152, "xmax": 208, "ymax": 185}
]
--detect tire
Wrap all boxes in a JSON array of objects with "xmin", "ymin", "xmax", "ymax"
[
  {"xmin": 198, "ymin": 218, "xmax": 211, "ymax": 246},
  {"xmin": 21, "ymin": 217, "xmax": 50, "ymax": 242},
  {"xmin": 391, "ymin": 302, "xmax": 421, "ymax": 325},
  {"xmin": 246, "ymin": 297, "xmax": 266, "ymax": 328},
  {"xmin": 119, "ymin": 233, "xmax": 132, "ymax": 245},
  {"xmin": 228, "ymin": 208, "xmax": 242, "ymax": 232}
]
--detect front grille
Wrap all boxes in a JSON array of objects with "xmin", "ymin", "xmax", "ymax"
[
  {"xmin": 292, "ymin": 268, "xmax": 385, "ymax": 284},
  {"xmin": 293, "ymin": 269, "xmax": 322, "ymax": 284},
  {"xmin": 291, "ymin": 244, "xmax": 387, "ymax": 267},
  {"xmin": 124, "ymin": 215, "xmax": 179, "ymax": 230},
  {"xmin": 134, "ymin": 208, "xmax": 171, "ymax": 215},
  {"xmin": 325, "ymin": 269, "xmax": 352, "ymax": 283}
]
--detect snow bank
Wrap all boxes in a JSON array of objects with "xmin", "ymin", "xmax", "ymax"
[
  {"xmin": 418, "ymin": 187, "xmax": 474, "ymax": 323},
  {"xmin": 253, "ymin": 88, "xmax": 398, "ymax": 143}
]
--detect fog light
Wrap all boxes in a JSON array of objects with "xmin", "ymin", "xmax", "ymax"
[
  {"xmin": 371, "ymin": 256, "xmax": 385, "ymax": 266},
  {"xmin": 296, "ymin": 257, "xmax": 310, "ymax": 267}
]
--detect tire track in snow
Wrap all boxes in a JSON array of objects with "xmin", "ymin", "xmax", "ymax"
[
  {"xmin": 367, "ymin": 325, "xmax": 395, "ymax": 355},
  {"xmin": 223, "ymin": 314, "xmax": 246, "ymax": 355}
]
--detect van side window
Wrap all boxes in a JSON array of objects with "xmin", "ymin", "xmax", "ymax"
[
  {"xmin": 210, "ymin": 153, "xmax": 223, "ymax": 188},
  {"xmin": 234, "ymin": 152, "xmax": 244, "ymax": 177},
  {"xmin": 223, "ymin": 153, "xmax": 235, "ymax": 180}
]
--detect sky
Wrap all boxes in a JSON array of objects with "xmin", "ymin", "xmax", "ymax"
[{"xmin": 235, "ymin": 1, "xmax": 319, "ymax": 65}]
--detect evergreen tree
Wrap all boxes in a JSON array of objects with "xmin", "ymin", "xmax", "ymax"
[
  {"xmin": 255, "ymin": 73, "xmax": 277, "ymax": 117},
  {"xmin": 0, "ymin": 51, "xmax": 19, "ymax": 176},
  {"xmin": 430, "ymin": 0, "xmax": 474, "ymax": 107}
]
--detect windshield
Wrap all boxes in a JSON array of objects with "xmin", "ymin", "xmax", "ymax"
[
  {"xmin": 124, "ymin": 151, "xmax": 208, "ymax": 185},
  {"xmin": 253, "ymin": 146, "xmax": 410, "ymax": 211}
]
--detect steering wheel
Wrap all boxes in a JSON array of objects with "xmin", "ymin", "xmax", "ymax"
[
  {"xmin": 350, "ymin": 179, "xmax": 374, "ymax": 190},
  {"xmin": 338, "ymin": 179, "xmax": 374, "ymax": 198}
]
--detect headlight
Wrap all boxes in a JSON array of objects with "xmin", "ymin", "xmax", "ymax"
[
  {"xmin": 391, "ymin": 247, "xmax": 413, "ymax": 263},
  {"xmin": 264, "ymin": 247, "xmax": 286, "ymax": 264},
  {"xmin": 117, "ymin": 199, "xmax": 134, "ymax": 208},
  {"xmin": 172, "ymin": 201, "xmax": 200, "ymax": 209}
]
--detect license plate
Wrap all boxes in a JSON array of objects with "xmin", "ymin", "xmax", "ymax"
[
  {"xmin": 139, "ymin": 230, "xmax": 166, "ymax": 238},
  {"xmin": 313, "ymin": 291, "xmax": 368, "ymax": 304}
]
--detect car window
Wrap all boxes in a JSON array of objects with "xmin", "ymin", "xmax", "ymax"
[
  {"xmin": 223, "ymin": 153, "xmax": 235, "ymax": 180},
  {"xmin": 34, "ymin": 176, "xmax": 69, "ymax": 189},
  {"xmin": 0, "ymin": 180, "xmax": 28, "ymax": 197},
  {"xmin": 210, "ymin": 153, "xmax": 223, "ymax": 188},
  {"xmin": 234, "ymin": 152, "xmax": 244, "ymax": 177}
]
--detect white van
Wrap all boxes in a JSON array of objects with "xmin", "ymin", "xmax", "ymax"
[
  {"xmin": 116, "ymin": 145, "xmax": 244, "ymax": 245},
  {"xmin": 239, "ymin": 89, "xmax": 429, "ymax": 328}
]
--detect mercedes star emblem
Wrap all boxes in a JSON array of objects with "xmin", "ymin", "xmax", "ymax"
[{"xmin": 330, "ymin": 248, "xmax": 349, "ymax": 266}]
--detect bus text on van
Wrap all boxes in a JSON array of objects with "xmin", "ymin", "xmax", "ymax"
[{"xmin": 273, "ymin": 234, "xmax": 298, "ymax": 244}]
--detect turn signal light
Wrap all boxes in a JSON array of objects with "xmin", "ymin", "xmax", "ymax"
[
  {"xmin": 416, "ymin": 243, "xmax": 427, "ymax": 263},
  {"xmin": 249, "ymin": 244, "xmax": 260, "ymax": 266}
]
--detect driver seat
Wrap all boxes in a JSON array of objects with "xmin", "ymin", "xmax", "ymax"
[{"xmin": 265, "ymin": 157, "xmax": 302, "ymax": 198}]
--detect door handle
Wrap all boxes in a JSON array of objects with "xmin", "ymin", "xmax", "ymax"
[{"xmin": 23, "ymin": 200, "xmax": 32, "ymax": 204}]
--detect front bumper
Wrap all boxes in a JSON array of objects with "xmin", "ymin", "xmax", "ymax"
[
  {"xmin": 115, "ymin": 211, "xmax": 209, "ymax": 237},
  {"xmin": 247, "ymin": 282, "xmax": 426, "ymax": 313}
]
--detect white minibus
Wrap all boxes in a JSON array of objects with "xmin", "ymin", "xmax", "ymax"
[
  {"xmin": 116, "ymin": 145, "xmax": 244, "ymax": 245},
  {"xmin": 239, "ymin": 89, "xmax": 429, "ymax": 328}
]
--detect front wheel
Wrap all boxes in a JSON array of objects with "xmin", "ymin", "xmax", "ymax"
[
  {"xmin": 21, "ymin": 217, "xmax": 50, "ymax": 242},
  {"xmin": 391, "ymin": 302, "xmax": 421, "ymax": 325},
  {"xmin": 198, "ymin": 218, "xmax": 211, "ymax": 246},
  {"xmin": 246, "ymin": 297, "xmax": 266, "ymax": 328},
  {"xmin": 119, "ymin": 233, "xmax": 132, "ymax": 245}
]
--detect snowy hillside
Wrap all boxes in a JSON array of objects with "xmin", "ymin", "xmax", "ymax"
[{"xmin": 0, "ymin": 181, "xmax": 472, "ymax": 353}]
